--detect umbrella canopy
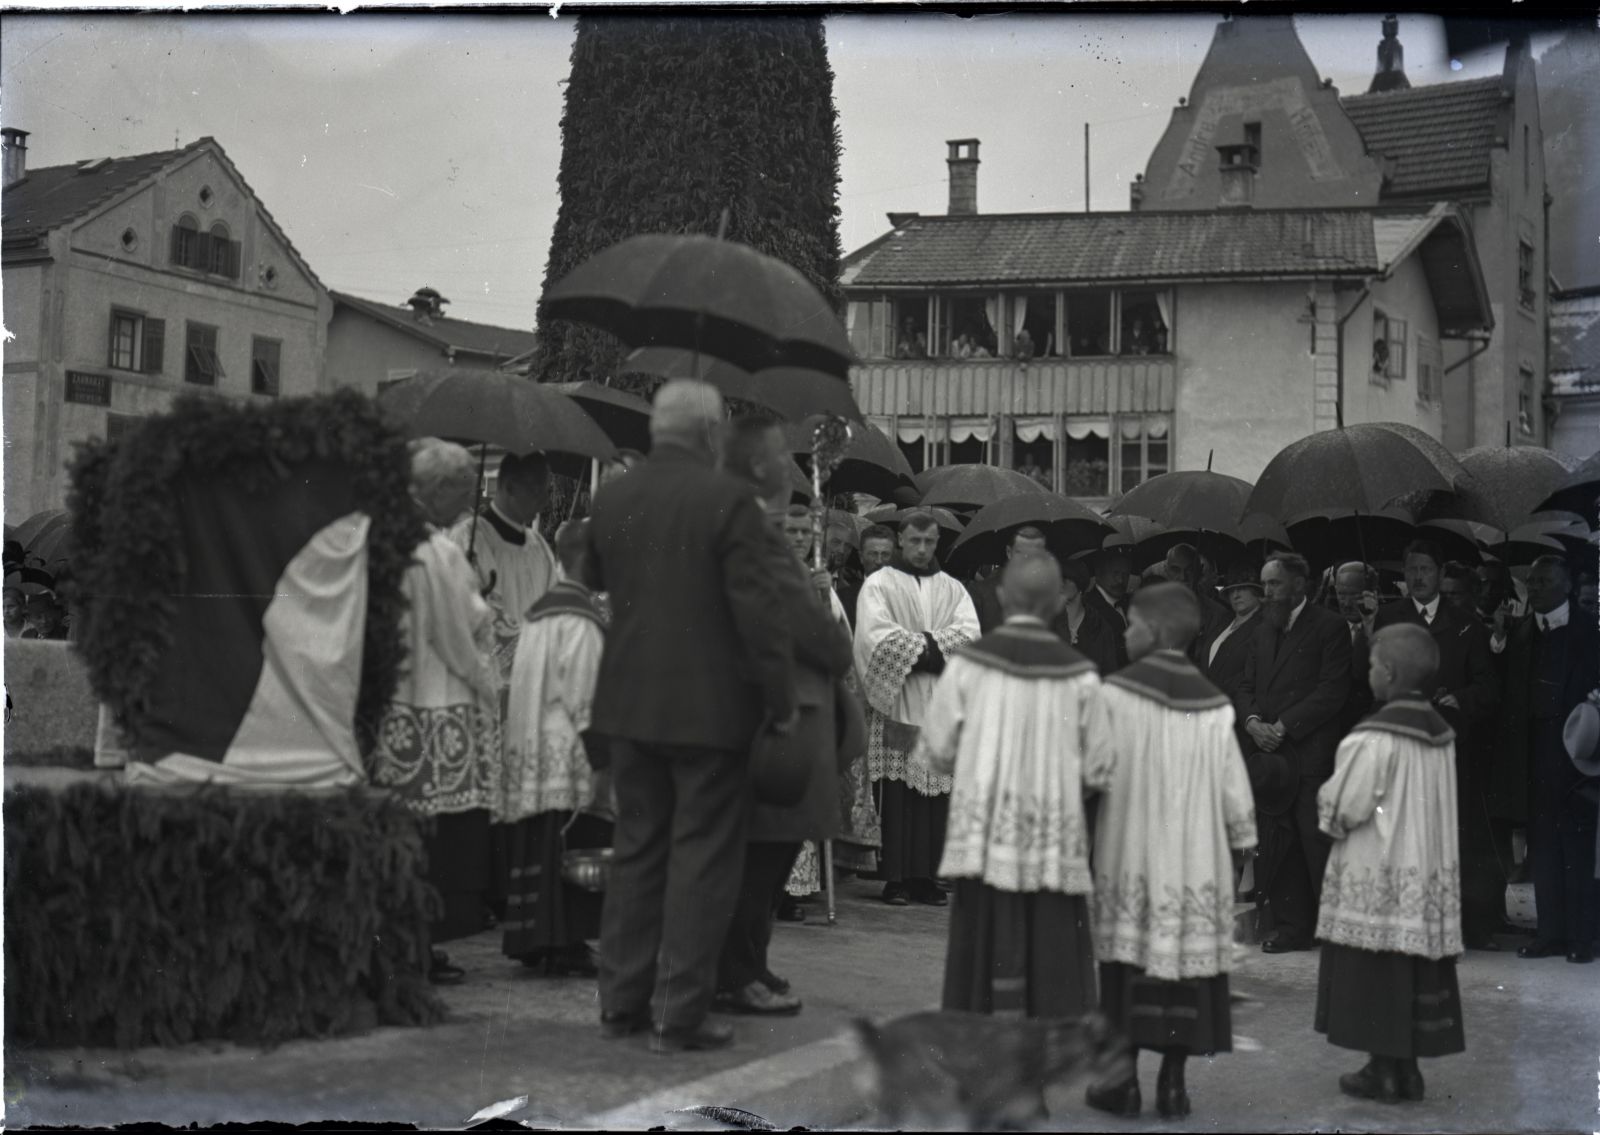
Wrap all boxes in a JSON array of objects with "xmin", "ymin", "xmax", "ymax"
[
  {"xmin": 866, "ymin": 504, "xmax": 966, "ymax": 536},
  {"xmin": 376, "ymin": 368, "xmax": 619, "ymax": 477},
  {"xmin": 1407, "ymin": 445, "xmax": 1574, "ymax": 534},
  {"xmin": 1110, "ymin": 470, "xmax": 1256, "ymax": 532},
  {"xmin": 783, "ymin": 417, "xmax": 916, "ymax": 502},
  {"xmin": 546, "ymin": 381, "xmax": 652, "ymax": 454},
  {"xmin": 914, "ymin": 464, "xmax": 1047, "ymax": 511},
  {"xmin": 1490, "ymin": 514, "xmax": 1597, "ymax": 566},
  {"xmin": 1286, "ymin": 508, "xmax": 1481, "ymax": 574},
  {"xmin": 543, "ymin": 234, "xmax": 855, "ymax": 380},
  {"xmin": 14, "ymin": 509, "xmax": 69, "ymax": 550},
  {"xmin": 1243, "ymin": 422, "xmax": 1468, "ymax": 526},
  {"xmin": 949, "ymin": 493, "xmax": 1115, "ymax": 571},
  {"xmin": 622, "ymin": 348, "xmax": 862, "ymax": 423},
  {"xmin": 1532, "ymin": 448, "xmax": 1600, "ymax": 519}
]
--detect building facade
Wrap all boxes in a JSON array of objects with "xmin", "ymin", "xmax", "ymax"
[
  {"xmin": 2, "ymin": 133, "xmax": 329, "ymax": 517},
  {"xmin": 1548, "ymin": 286, "xmax": 1600, "ymax": 463},
  {"xmin": 325, "ymin": 288, "xmax": 539, "ymax": 397}
]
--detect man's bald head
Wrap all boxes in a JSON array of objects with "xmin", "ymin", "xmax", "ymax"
[
  {"xmin": 1370, "ymin": 623, "xmax": 1440, "ymax": 697},
  {"xmin": 998, "ymin": 552, "xmax": 1065, "ymax": 622},
  {"xmin": 650, "ymin": 379, "xmax": 723, "ymax": 453}
]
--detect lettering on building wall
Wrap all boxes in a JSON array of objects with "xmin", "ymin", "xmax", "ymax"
[
  {"xmin": 64, "ymin": 370, "xmax": 112, "ymax": 407},
  {"xmin": 1167, "ymin": 76, "xmax": 1344, "ymax": 198}
]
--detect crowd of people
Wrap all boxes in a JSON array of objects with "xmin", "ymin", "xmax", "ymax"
[{"xmin": 3, "ymin": 543, "xmax": 71, "ymax": 641}]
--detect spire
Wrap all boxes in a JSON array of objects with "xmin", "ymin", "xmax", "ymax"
[{"xmin": 1369, "ymin": 14, "xmax": 1411, "ymax": 93}]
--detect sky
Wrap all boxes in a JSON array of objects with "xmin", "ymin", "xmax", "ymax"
[{"xmin": 0, "ymin": 13, "xmax": 1569, "ymax": 328}]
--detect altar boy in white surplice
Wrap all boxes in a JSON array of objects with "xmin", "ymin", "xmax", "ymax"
[
  {"xmin": 853, "ymin": 511, "xmax": 980, "ymax": 908},
  {"xmin": 916, "ymin": 553, "xmax": 1102, "ymax": 1023}
]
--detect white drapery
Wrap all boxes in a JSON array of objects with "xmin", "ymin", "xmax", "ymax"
[
  {"xmin": 897, "ymin": 420, "xmax": 929, "ymax": 443},
  {"xmin": 985, "ymin": 297, "xmax": 1000, "ymax": 338},
  {"xmin": 1120, "ymin": 415, "xmax": 1170, "ymax": 440},
  {"xmin": 947, "ymin": 417, "xmax": 994, "ymax": 444},
  {"xmin": 1153, "ymin": 291, "xmax": 1173, "ymax": 338},
  {"xmin": 1013, "ymin": 295, "xmax": 1029, "ymax": 336},
  {"xmin": 1013, "ymin": 417, "xmax": 1057, "ymax": 444},
  {"xmin": 1064, "ymin": 418, "xmax": 1112, "ymax": 441}
]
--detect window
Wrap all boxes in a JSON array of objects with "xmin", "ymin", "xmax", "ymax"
[
  {"xmin": 106, "ymin": 413, "xmax": 142, "ymax": 444},
  {"xmin": 890, "ymin": 295, "xmax": 929, "ymax": 359},
  {"xmin": 1119, "ymin": 289, "xmax": 1172, "ymax": 356},
  {"xmin": 171, "ymin": 214, "xmax": 200, "ymax": 269},
  {"xmin": 106, "ymin": 308, "xmax": 164, "ymax": 374},
  {"xmin": 1518, "ymin": 241, "xmax": 1536, "ymax": 309},
  {"xmin": 1012, "ymin": 419, "xmax": 1055, "ymax": 491},
  {"xmin": 1118, "ymin": 416, "xmax": 1170, "ymax": 494},
  {"xmin": 208, "ymin": 223, "xmax": 235, "ymax": 277},
  {"xmin": 934, "ymin": 294, "xmax": 998, "ymax": 358},
  {"xmin": 1064, "ymin": 288, "xmax": 1113, "ymax": 357},
  {"xmin": 170, "ymin": 213, "xmax": 240, "ymax": 279},
  {"xmin": 1416, "ymin": 335, "xmax": 1442, "ymax": 404},
  {"xmin": 1244, "ymin": 121, "xmax": 1262, "ymax": 157},
  {"xmin": 1060, "ymin": 419, "xmax": 1111, "ymax": 497},
  {"xmin": 251, "ymin": 336, "xmax": 281, "ymax": 396},
  {"xmin": 1372, "ymin": 310, "xmax": 1406, "ymax": 381},
  {"xmin": 1518, "ymin": 366, "xmax": 1535, "ymax": 436},
  {"xmin": 1011, "ymin": 292, "xmax": 1059, "ymax": 359},
  {"xmin": 185, "ymin": 323, "xmax": 223, "ymax": 386}
]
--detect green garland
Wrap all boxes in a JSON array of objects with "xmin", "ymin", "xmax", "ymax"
[
  {"xmin": 64, "ymin": 390, "xmax": 425, "ymax": 755},
  {"xmin": 5, "ymin": 782, "xmax": 443, "ymax": 1047}
]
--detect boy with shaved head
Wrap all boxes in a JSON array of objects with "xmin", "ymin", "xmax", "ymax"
[
  {"xmin": 1083, "ymin": 583, "xmax": 1257, "ymax": 1121},
  {"xmin": 917, "ymin": 552, "xmax": 1102, "ymax": 1028},
  {"xmin": 1314, "ymin": 623, "xmax": 1465, "ymax": 1104}
]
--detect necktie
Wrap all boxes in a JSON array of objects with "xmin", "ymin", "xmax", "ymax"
[{"xmin": 1539, "ymin": 616, "xmax": 1549, "ymax": 633}]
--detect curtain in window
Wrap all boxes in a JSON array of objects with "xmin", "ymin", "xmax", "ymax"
[
  {"xmin": 1013, "ymin": 417, "xmax": 1057, "ymax": 444},
  {"xmin": 985, "ymin": 297, "xmax": 999, "ymax": 338},
  {"xmin": 1154, "ymin": 291, "xmax": 1173, "ymax": 338},
  {"xmin": 947, "ymin": 417, "xmax": 994, "ymax": 444},
  {"xmin": 897, "ymin": 420, "xmax": 929, "ymax": 444},
  {"xmin": 1119, "ymin": 416, "xmax": 1170, "ymax": 440},
  {"xmin": 1064, "ymin": 418, "xmax": 1112, "ymax": 441},
  {"xmin": 1013, "ymin": 295, "xmax": 1029, "ymax": 336}
]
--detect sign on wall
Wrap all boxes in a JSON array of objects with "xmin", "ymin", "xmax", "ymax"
[{"xmin": 65, "ymin": 370, "xmax": 112, "ymax": 407}]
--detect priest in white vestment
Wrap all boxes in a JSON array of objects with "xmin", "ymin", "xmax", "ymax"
[
  {"xmin": 916, "ymin": 553, "xmax": 1101, "ymax": 1022},
  {"xmin": 1083, "ymin": 583, "xmax": 1257, "ymax": 1122},
  {"xmin": 1314, "ymin": 623, "xmax": 1465, "ymax": 1105},
  {"xmin": 853, "ymin": 512, "xmax": 979, "ymax": 907}
]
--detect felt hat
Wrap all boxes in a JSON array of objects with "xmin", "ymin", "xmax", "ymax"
[
  {"xmin": 1564, "ymin": 700, "xmax": 1600, "ymax": 777},
  {"xmin": 1244, "ymin": 747, "xmax": 1297, "ymax": 816},
  {"xmin": 1220, "ymin": 570, "xmax": 1264, "ymax": 596}
]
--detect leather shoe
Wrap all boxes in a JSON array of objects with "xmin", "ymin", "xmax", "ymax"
[
  {"xmin": 713, "ymin": 981, "xmax": 802, "ymax": 1016},
  {"xmin": 1396, "ymin": 1060, "xmax": 1424, "ymax": 1102},
  {"xmin": 911, "ymin": 882, "xmax": 948, "ymax": 907},
  {"xmin": 651, "ymin": 1020, "xmax": 736, "ymax": 1053},
  {"xmin": 1156, "ymin": 1063, "xmax": 1190, "ymax": 1119},
  {"xmin": 1261, "ymin": 935, "xmax": 1313, "ymax": 954},
  {"xmin": 881, "ymin": 883, "xmax": 910, "ymax": 906},
  {"xmin": 1567, "ymin": 950, "xmax": 1595, "ymax": 964},
  {"xmin": 1517, "ymin": 939, "xmax": 1566, "ymax": 959},
  {"xmin": 1339, "ymin": 1059, "xmax": 1399, "ymax": 1103},
  {"xmin": 599, "ymin": 1009, "xmax": 650, "ymax": 1039},
  {"xmin": 776, "ymin": 899, "xmax": 807, "ymax": 923},
  {"xmin": 1085, "ymin": 1078, "xmax": 1142, "ymax": 1118},
  {"xmin": 759, "ymin": 969, "xmax": 792, "ymax": 996},
  {"xmin": 428, "ymin": 949, "xmax": 465, "ymax": 985}
]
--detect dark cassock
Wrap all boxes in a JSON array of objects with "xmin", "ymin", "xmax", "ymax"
[
  {"xmin": 917, "ymin": 616, "xmax": 1102, "ymax": 1018},
  {"xmin": 854, "ymin": 555, "xmax": 980, "ymax": 905}
]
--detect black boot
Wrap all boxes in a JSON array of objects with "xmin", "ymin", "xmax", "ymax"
[
  {"xmin": 1157, "ymin": 1050, "xmax": 1191, "ymax": 1119},
  {"xmin": 1086, "ymin": 1050, "xmax": 1141, "ymax": 1118},
  {"xmin": 1339, "ymin": 1055, "xmax": 1400, "ymax": 1103},
  {"xmin": 1396, "ymin": 1057, "xmax": 1425, "ymax": 1102}
]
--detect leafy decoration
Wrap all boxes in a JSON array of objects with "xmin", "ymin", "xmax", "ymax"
[
  {"xmin": 63, "ymin": 390, "xmax": 424, "ymax": 755},
  {"xmin": 4, "ymin": 783, "xmax": 443, "ymax": 1048}
]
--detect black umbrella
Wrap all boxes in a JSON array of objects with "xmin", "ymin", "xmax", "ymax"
[
  {"xmin": 1532, "ymin": 449, "xmax": 1600, "ymax": 521},
  {"xmin": 866, "ymin": 504, "xmax": 966, "ymax": 536},
  {"xmin": 543, "ymin": 233, "xmax": 855, "ymax": 380},
  {"xmin": 13, "ymin": 509, "xmax": 68, "ymax": 550},
  {"xmin": 949, "ymin": 493, "xmax": 1115, "ymax": 572},
  {"xmin": 1409, "ymin": 446, "xmax": 1574, "ymax": 534},
  {"xmin": 1111, "ymin": 470, "xmax": 1256, "ymax": 533},
  {"xmin": 622, "ymin": 348, "xmax": 862, "ymax": 423},
  {"xmin": 914, "ymin": 464, "xmax": 1046, "ymax": 511},
  {"xmin": 546, "ymin": 381, "xmax": 653, "ymax": 454},
  {"xmin": 783, "ymin": 417, "xmax": 915, "ymax": 503}
]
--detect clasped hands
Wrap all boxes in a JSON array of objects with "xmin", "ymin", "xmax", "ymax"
[{"xmin": 1247, "ymin": 717, "xmax": 1288, "ymax": 752}]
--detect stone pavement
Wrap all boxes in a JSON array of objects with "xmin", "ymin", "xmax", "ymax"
[{"xmin": 6, "ymin": 875, "xmax": 1598, "ymax": 1131}]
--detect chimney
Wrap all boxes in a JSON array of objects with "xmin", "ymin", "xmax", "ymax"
[
  {"xmin": 1130, "ymin": 173, "xmax": 1145, "ymax": 212},
  {"xmin": 1368, "ymin": 14, "xmax": 1411, "ymax": 93},
  {"xmin": 2, "ymin": 128, "xmax": 30, "ymax": 188},
  {"xmin": 946, "ymin": 138, "xmax": 980, "ymax": 216},
  {"xmin": 407, "ymin": 286, "xmax": 450, "ymax": 321},
  {"xmin": 1216, "ymin": 141, "xmax": 1258, "ymax": 208}
]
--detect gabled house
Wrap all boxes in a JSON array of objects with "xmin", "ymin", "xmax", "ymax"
[
  {"xmin": 1, "ymin": 131, "xmax": 329, "ymax": 516},
  {"xmin": 325, "ymin": 288, "xmax": 540, "ymax": 396}
]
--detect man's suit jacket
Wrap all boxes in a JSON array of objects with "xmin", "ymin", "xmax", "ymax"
[
  {"xmin": 1491, "ymin": 609, "xmax": 1600, "ymax": 822},
  {"xmin": 1235, "ymin": 601, "xmax": 1353, "ymax": 781},
  {"xmin": 967, "ymin": 574, "xmax": 1005, "ymax": 636},
  {"xmin": 1052, "ymin": 603, "xmax": 1123, "ymax": 676},
  {"xmin": 1186, "ymin": 592, "xmax": 1233, "ymax": 669},
  {"xmin": 1084, "ymin": 587, "xmax": 1130, "ymax": 670},
  {"xmin": 586, "ymin": 444, "xmax": 796, "ymax": 752},
  {"xmin": 1342, "ymin": 622, "xmax": 1374, "ymax": 735},
  {"xmin": 1371, "ymin": 599, "xmax": 1499, "ymax": 737}
]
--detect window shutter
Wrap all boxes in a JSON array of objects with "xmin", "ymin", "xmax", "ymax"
[
  {"xmin": 228, "ymin": 240, "xmax": 242, "ymax": 280},
  {"xmin": 143, "ymin": 319, "xmax": 165, "ymax": 374},
  {"xmin": 107, "ymin": 313, "xmax": 119, "ymax": 367},
  {"xmin": 170, "ymin": 225, "xmax": 184, "ymax": 265}
]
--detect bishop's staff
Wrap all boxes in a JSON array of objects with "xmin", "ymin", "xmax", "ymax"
[{"xmin": 810, "ymin": 413, "xmax": 853, "ymax": 927}]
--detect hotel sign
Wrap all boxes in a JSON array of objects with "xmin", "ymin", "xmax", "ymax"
[{"xmin": 65, "ymin": 370, "xmax": 112, "ymax": 407}]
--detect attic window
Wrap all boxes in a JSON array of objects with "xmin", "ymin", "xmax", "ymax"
[
  {"xmin": 199, "ymin": 185, "xmax": 214, "ymax": 208},
  {"xmin": 120, "ymin": 228, "xmax": 138, "ymax": 252}
]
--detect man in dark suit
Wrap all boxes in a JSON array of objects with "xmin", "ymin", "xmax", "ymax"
[
  {"xmin": 1084, "ymin": 546, "xmax": 1134, "ymax": 670},
  {"xmin": 966, "ymin": 526, "xmax": 1048, "ymax": 634},
  {"xmin": 1164, "ymin": 542, "xmax": 1232, "ymax": 668},
  {"xmin": 1372, "ymin": 540, "xmax": 1503, "ymax": 948},
  {"xmin": 1331, "ymin": 561, "xmax": 1381, "ymax": 734},
  {"xmin": 586, "ymin": 380, "xmax": 799, "ymax": 1052},
  {"xmin": 713, "ymin": 418, "xmax": 856, "ymax": 1016},
  {"xmin": 1492, "ymin": 555, "xmax": 1599, "ymax": 964},
  {"xmin": 1236, "ymin": 551, "xmax": 1353, "ymax": 953}
]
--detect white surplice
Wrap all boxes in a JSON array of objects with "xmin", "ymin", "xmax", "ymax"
[
  {"xmin": 1084, "ymin": 651, "xmax": 1258, "ymax": 981},
  {"xmin": 1316, "ymin": 704, "xmax": 1463, "ymax": 960},
  {"xmin": 448, "ymin": 507, "xmax": 557, "ymax": 684},
  {"xmin": 915, "ymin": 620, "xmax": 1101, "ymax": 894},
  {"xmin": 853, "ymin": 564, "xmax": 979, "ymax": 794}
]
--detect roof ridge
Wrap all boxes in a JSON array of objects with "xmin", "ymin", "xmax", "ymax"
[{"xmin": 1341, "ymin": 74, "xmax": 1504, "ymax": 103}]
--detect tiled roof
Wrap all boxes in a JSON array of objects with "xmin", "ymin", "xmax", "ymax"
[
  {"xmin": 331, "ymin": 291, "xmax": 538, "ymax": 361},
  {"xmin": 841, "ymin": 210, "xmax": 1379, "ymax": 288},
  {"xmin": 1550, "ymin": 290, "xmax": 1600, "ymax": 391},
  {"xmin": 1341, "ymin": 77, "xmax": 1505, "ymax": 198},
  {"xmin": 2, "ymin": 144, "xmax": 190, "ymax": 245}
]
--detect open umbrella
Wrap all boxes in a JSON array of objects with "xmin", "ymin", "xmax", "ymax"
[
  {"xmin": 866, "ymin": 504, "xmax": 965, "ymax": 536},
  {"xmin": 1532, "ymin": 448, "xmax": 1600, "ymax": 520},
  {"xmin": 14, "ymin": 509, "xmax": 69, "ymax": 550},
  {"xmin": 543, "ymin": 233, "xmax": 855, "ymax": 380},
  {"xmin": 546, "ymin": 381, "xmax": 652, "ymax": 454},
  {"xmin": 783, "ymin": 417, "xmax": 915, "ymax": 502},
  {"xmin": 1243, "ymin": 422, "xmax": 1469, "ymax": 527},
  {"xmin": 949, "ymin": 493, "xmax": 1114, "ymax": 571},
  {"xmin": 622, "ymin": 348, "xmax": 862, "ymax": 423},
  {"xmin": 1111, "ymin": 470, "xmax": 1256, "ymax": 533},
  {"xmin": 1489, "ymin": 513, "xmax": 1597, "ymax": 566},
  {"xmin": 914, "ymin": 464, "xmax": 1046, "ymax": 511}
]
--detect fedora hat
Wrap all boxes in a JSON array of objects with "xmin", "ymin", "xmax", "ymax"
[
  {"xmin": 1244, "ymin": 747, "xmax": 1297, "ymax": 816},
  {"xmin": 1564, "ymin": 700, "xmax": 1600, "ymax": 777},
  {"xmin": 1220, "ymin": 564, "xmax": 1264, "ymax": 596}
]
